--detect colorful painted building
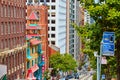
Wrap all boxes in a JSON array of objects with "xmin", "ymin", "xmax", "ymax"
[{"xmin": 26, "ymin": 4, "xmax": 49, "ymax": 79}]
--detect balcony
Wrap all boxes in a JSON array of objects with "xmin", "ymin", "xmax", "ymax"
[{"xmin": 29, "ymin": 24, "xmax": 38, "ymax": 26}]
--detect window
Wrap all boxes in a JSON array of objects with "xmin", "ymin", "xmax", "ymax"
[
  {"xmin": 32, "ymin": 60, "xmax": 34, "ymax": 66},
  {"xmin": 51, "ymin": 6, "xmax": 55, "ymax": 10},
  {"xmin": 4, "ymin": 23, "xmax": 6, "ymax": 35},
  {"xmin": 48, "ymin": 20, "xmax": 50, "ymax": 23},
  {"xmin": 11, "ymin": 7, "xmax": 13, "ymax": 17},
  {"xmin": 28, "ymin": 0, "xmax": 32, "ymax": 3},
  {"xmin": 51, "ymin": 41, "xmax": 55, "ymax": 45},
  {"xmin": 1, "ymin": 5, "xmax": 3, "ymax": 17},
  {"xmin": 3, "ymin": 5, "xmax": 5, "ymax": 17},
  {"xmin": 32, "ymin": 47, "xmax": 34, "ymax": 53},
  {"xmin": 27, "ymin": 61, "xmax": 30, "ymax": 69},
  {"xmin": 46, "ymin": 0, "xmax": 49, "ymax": 2},
  {"xmin": 35, "ymin": 46, "xmax": 38, "ymax": 53},
  {"xmin": 8, "ymin": 39, "xmax": 10, "ymax": 48},
  {"xmin": 48, "ymin": 34, "xmax": 49, "ymax": 38},
  {"xmin": 52, "ymin": 0, "xmax": 55, "ymax": 2},
  {"xmin": 5, "ymin": 6, "xmax": 7, "ymax": 17},
  {"xmin": 13, "ymin": 7, "xmax": 16, "ymax": 18},
  {"xmin": 34, "ymin": 0, "xmax": 39, "ymax": 3},
  {"xmin": 40, "ymin": 0, "xmax": 44, "ymax": 2},
  {"xmin": 48, "ymin": 27, "xmax": 50, "ymax": 30},
  {"xmin": 51, "ymin": 12, "xmax": 55, "ymax": 17},
  {"xmin": 3, "ymin": 40, "xmax": 5, "ymax": 49},
  {"xmin": 51, "ymin": 20, "xmax": 55, "ymax": 24},
  {"xmin": 51, "ymin": 27, "xmax": 55, "ymax": 31},
  {"xmin": 51, "ymin": 34, "xmax": 55, "ymax": 38},
  {"xmin": 36, "ymin": 11, "xmax": 39, "ymax": 18},
  {"xmin": 48, "ymin": 13, "xmax": 50, "ymax": 17},
  {"xmin": 1, "ymin": 22, "xmax": 4, "ymax": 35},
  {"xmin": 35, "ymin": 58, "xmax": 37, "ymax": 64},
  {"xmin": 5, "ymin": 39, "xmax": 7, "ymax": 48},
  {"xmin": 33, "ymin": 30, "xmax": 38, "ymax": 34}
]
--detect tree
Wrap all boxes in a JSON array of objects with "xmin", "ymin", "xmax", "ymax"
[
  {"xmin": 49, "ymin": 53, "xmax": 77, "ymax": 72},
  {"xmin": 73, "ymin": 23, "xmax": 97, "ymax": 69},
  {"xmin": 75, "ymin": 0, "xmax": 120, "ymax": 79}
]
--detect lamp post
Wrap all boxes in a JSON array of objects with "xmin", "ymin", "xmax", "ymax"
[{"xmin": 94, "ymin": 51, "xmax": 101, "ymax": 80}]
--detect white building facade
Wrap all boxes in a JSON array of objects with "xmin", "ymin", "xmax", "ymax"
[{"xmin": 26, "ymin": 0, "xmax": 67, "ymax": 54}]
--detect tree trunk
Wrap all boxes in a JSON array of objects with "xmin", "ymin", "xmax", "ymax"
[
  {"xmin": 106, "ymin": 65, "xmax": 111, "ymax": 80},
  {"xmin": 116, "ymin": 39, "xmax": 120, "ymax": 80}
]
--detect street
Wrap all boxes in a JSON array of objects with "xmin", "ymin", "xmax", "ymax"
[{"xmin": 59, "ymin": 70, "xmax": 94, "ymax": 80}]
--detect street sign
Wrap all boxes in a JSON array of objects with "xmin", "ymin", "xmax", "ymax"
[
  {"xmin": 102, "ymin": 43, "xmax": 114, "ymax": 56},
  {"xmin": 102, "ymin": 32, "xmax": 115, "ymax": 56},
  {"xmin": 101, "ymin": 57, "xmax": 107, "ymax": 64},
  {"xmin": 102, "ymin": 32, "xmax": 115, "ymax": 43}
]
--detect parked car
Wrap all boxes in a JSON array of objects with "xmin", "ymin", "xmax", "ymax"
[
  {"xmin": 74, "ymin": 73, "xmax": 79, "ymax": 79},
  {"xmin": 65, "ymin": 75, "xmax": 74, "ymax": 80}
]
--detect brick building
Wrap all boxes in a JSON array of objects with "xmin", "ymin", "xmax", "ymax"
[
  {"xmin": 26, "ymin": 4, "xmax": 49, "ymax": 79},
  {"xmin": 0, "ymin": 0, "xmax": 26, "ymax": 80}
]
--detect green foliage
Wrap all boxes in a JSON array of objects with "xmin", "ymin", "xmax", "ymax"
[
  {"xmin": 93, "ymin": 73, "xmax": 97, "ymax": 80},
  {"xmin": 44, "ymin": 70, "xmax": 50, "ymax": 80},
  {"xmin": 77, "ymin": 0, "xmax": 120, "ymax": 78},
  {"xmin": 49, "ymin": 53, "xmax": 77, "ymax": 72}
]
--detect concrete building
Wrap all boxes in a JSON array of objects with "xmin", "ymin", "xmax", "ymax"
[
  {"xmin": 37, "ymin": 0, "xmax": 67, "ymax": 54},
  {"xmin": 66, "ymin": 0, "xmax": 80, "ymax": 60},
  {"xmin": 26, "ymin": 3, "xmax": 49, "ymax": 79},
  {"xmin": 84, "ymin": 10, "xmax": 91, "ymax": 24},
  {"xmin": 0, "ymin": 0, "xmax": 26, "ymax": 79}
]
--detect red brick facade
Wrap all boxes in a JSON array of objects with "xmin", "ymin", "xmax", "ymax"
[
  {"xmin": 27, "ymin": 5, "xmax": 49, "ymax": 70},
  {"xmin": 0, "ymin": 0, "xmax": 26, "ymax": 79}
]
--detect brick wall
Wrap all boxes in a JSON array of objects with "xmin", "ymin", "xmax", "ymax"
[{"xmin": 0, "ymin": 0, "xmax": 26, "ymax": 79}]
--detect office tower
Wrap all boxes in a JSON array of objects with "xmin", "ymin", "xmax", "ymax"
[
  {"xmin": 66, "ymin": 0, "xmax": 80, "ymax": 59},
  {"xmin": 38, "ymin": 0, "xmax": 67, "ymax": 54},
  {"xmin": 0, "ymin": 0, "xmax": 26, "ymax": 79}
]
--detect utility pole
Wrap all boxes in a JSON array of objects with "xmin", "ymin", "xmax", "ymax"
[
  {"xmin": 94, "ymin": 44, "xmax": 102, "ymax": 80},
  {"xmin": 94, "ymin": 51, "xmax": 101, "ymax": 80}
]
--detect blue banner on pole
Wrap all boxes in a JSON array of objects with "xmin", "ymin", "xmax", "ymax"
[
  {"xmin": 102, "ymin": 32, "xmax": 115, "ymax": 56},
  {"xmin": 102, "ymin": 43, "xmax": 114, "ymax": 56},
  {"xmin": 102, "ymin": 32, "xmax": 115, "ymax": 43}
]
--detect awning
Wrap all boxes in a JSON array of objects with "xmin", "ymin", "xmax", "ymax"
[
  {"xmin": 26, "ymin": 34, "xmax": 41, "ymax": 37},
  {"xmin": 29, "ymin": 24, "xmax": 38, "ymax": 26},
  {"xmin": 38, "ymin": 61, "xmax": 45, "ymax": 67},
  {"xmin": 26, "ymin": 26, "xmax": 37, "ymax": 30},
  {"xmin": 27, "ymin": 56, "xmax": 32, "ymax": 60},
  {"xmin": 30, "ymin": 39, "xmax": 41, "ymax": 45},
  {"xmin": 26, "ymin": 35, "xmax": 32, "ymax": 40},
  {"xmin": 30, "ymin": 64, "xmax": 39, "ymax": 73},
  {"xmin": 27, "ymin": 69, "xmax": 36, "ymax": 79},
  {"xmin": 26, "ymin": 26, "xmax": 41, "ymax": 30},
  {"xmin": 0, "ymin": 74, "xmax": 7, "ymax": 80}
]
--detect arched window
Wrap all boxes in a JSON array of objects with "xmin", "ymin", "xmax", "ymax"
[{"xmin": 36, "ymin": 11, "xmax": 39, "ymax": 18}]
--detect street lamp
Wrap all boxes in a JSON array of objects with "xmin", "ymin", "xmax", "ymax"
[{"xmin": 94, "ymin": 51, "xmax": 101, "ymax": 80}]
